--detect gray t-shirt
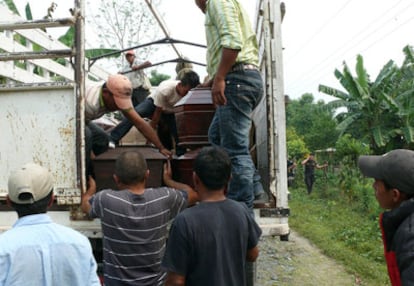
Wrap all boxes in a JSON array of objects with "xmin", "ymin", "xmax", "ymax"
[
  {"xmin": 90, "ymin": 187, "xmax": 187, "ymax": 286},
  {"xmin": 161, "ymin": 199, "xmax": 262, "ymax": 286}
]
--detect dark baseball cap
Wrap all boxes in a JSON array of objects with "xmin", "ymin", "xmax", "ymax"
[{"xmin": 358, "ymin": 149, "xmax": 414, "ymax": 195}]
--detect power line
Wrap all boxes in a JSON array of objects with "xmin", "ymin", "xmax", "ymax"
[
  {"xmin": 285, "ymin": 0, "xmax": 411, "ymax": 80},
  {"xmin": 284, "ymin": 0, "xmax": 414, "ymax": 98},
  {"xmin": 286, "ymin": 0, "xmax": 355, "ymax": 60}
]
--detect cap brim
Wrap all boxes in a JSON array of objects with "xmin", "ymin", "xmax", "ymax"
[
  {"xmin": 358, "ymin": 155, "xmax": 383, "ymax": 179},
  {"xmin": 113, "ymin": 94, "xmax": 133, "ymax": 110}
]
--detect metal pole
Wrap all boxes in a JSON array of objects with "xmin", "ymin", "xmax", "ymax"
[
  {"xmin": 144, "ymin": 0, "xmax": 182, "ymax": 58},
  {"xmin": 74, "ymin": 0, "xmax": 86, "ymax": 196}
]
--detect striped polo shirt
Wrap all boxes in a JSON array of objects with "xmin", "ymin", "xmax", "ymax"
[
  {"xmin": 89, "ymin": 187, "xmax": 187, "ymax": 286},
  {"xmin": 204, "ymin": 0, "xmax": 259, "ymax": 78}
]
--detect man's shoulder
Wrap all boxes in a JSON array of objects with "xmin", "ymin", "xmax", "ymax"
[
  {"xmin": 52, "ymin": 222, "xmax": 90, "ymax": 240},
  {"xmin": 158, "ymin": 80, "xmax": 179, "ymax": 90},
  {"xmin": 147, "ymin": 186, "xmax": 185, "ymax": 197}
]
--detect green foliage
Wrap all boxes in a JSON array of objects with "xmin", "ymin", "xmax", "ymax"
[
  {"xmin": 57, "ymin": 27, "xmax": 121, "ymax": 60},
  {"xmin": 24, "ymin": 3, "xmax": 32, "ymax": 20},
  {"xmin": 333, "ymin": 134, "xmax": 371, "ymax": 202},
  {"xmin": 286, "ymin": 127, "xmax": 308, "ymax": 160},
  {"xmin": 3, "ymin": 0, "xmax": 19, "ymax": 15},
  {"xmin": 85, "ymin": 49, "xmax": 121, "ymax": 59},
  {"xmin": 319, "ymin": 46, "xmax": 414, "ymax": 154},
  {"xmin": 335, "ymin": 134, "xmax": 370, "ymax": 166},
  {"xmin": 149, "ymin": 70, "xmax": 170, "ymax": 86},
  {"xmin": 0, "ymin": 76, "xmax": 7, "ymax": 84},
  {"xmin": 286, "ymin": 94, "xmax": 339, "ymax": 152},
  {"xmin": 58, "ymin": 27, "xmax": 75, "ymax": 47},
  {"xmin": 289, "ymin": 175, "xmax": 388, "ymax": 285}
]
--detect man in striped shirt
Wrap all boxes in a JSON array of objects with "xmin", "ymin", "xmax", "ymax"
[{"xmin": 81, "ymin": 151, "xmax": 198, "ymax": 286}]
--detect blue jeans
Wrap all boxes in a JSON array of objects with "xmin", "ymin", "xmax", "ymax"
[
  {"xmin": 208, "ymin": 69, "xmax": 264, "ymax": 209},
  {"xmin": 110, "ymin": 98, "xmax": 156, "ymax": 143},
  {"xmin": 109, "ymin": 98, "xmax": 182, "ymax": 154}
]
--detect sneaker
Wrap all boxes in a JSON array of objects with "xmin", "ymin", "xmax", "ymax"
[
  {"xmin": 254, "ymin": 192, "xmax": 267, "ymax": 201},
  {"xmin": 108, "ymin": 141, "xmax": 116, "ymax": 149}
]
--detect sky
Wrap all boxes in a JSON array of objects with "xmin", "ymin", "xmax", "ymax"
[
  {"xmin": 282, "ymin": 0, "xmax": 414, "ymax": 102},
  {"xmin": 9, "ymin": 0, "xmax": 414, "ymax": 102}
]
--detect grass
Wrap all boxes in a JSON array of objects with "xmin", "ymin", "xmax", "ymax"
[{"xmin": 288, "ymin": 173, "xmax": 390, "ymax": 286}]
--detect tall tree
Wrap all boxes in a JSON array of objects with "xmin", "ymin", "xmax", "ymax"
[
  {"xmin": 286, "ymin": 94, "xmax": 338, "ymax": 152},
  {"xmin": 86, "ymin": 0, "xmax": 163, "ymax": 69},
  {"xmin": 319, "ymin": 48, "xmax": 414, "ymax": 154}
]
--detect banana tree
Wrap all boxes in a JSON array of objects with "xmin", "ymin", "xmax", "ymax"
[
  {"xmin": 388, "ymin": 45, "xmax": 414, "ymax": 148},
  {"xmin": 319, "ymin": 55, "xmax": 399, "ymax": 154}
]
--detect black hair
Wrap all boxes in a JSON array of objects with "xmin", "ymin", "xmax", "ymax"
[
  {"xmin": 383, "ymin": 180, "xmax": 414, "ymax": 199},
  {"xmin": 115, "ymin": 151, "xmax": 147, "ymax": 185},
  {"xmin": 193, "ymin": 146, "xmax": 231, "ymax": 190},
  {"xmin": 11, "ymin": 191, "xmax": 53, "ymax": 218},
  {"xmin": 180, "ymin": 70, "xmax": 200, "ymax": 89}
]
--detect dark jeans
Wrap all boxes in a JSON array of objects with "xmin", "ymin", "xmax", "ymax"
[
  {"xmin": 304, "ymin": 174, "xmax": 315, "ymax": 194},
  {"xmin": 110, "ymin": 98, "xmax": 156, "ymax": 143},
  {"xmin": 208, "ymin": 69, "xmax": 264, "ymax": 209},
  {"xmin": 131, "ymin": 86, "xmax": 150, "ymax": 107},
  {"xmin": 85, "ymin": 122, "xmax": 110, "ymax": 178},
  {"xmin": 109, "ymin": 98, "xmax": 182, "ymax": 154}
]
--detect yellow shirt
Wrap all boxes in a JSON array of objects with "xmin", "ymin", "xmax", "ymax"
[{"xmin": 204, "ymin": 0, "xmax": 259, "ymax": 78}]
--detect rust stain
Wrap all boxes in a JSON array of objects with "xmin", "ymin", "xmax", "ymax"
[{"xmin": 58, "ymin": 127, "xmax": 74, "ymax": 136}]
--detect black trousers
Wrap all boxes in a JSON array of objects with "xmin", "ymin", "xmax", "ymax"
[
  {"xmin": 304, "ymin": 174, "xmax": 315, "ymax": 194},
  {"xmin": 85, "ymin": 122, "xmax": 109, "ymax": 178}
]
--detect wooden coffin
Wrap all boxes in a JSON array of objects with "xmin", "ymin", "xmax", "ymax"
[
  {"xmin": 174, "ymin": 87, "xmax": 215, "ymax": 149},
  {"xmin": 93, "ymin": 146, "xmax": 166, "ymax": 191},
  {"xmin": 171, "ymin": 149, "xmax": 202, "ymax": 189}
]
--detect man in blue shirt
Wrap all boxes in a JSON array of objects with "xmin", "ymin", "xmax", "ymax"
[{"xmin": 0, "ymin": 163, "xmax": 100, "ymax": 286}]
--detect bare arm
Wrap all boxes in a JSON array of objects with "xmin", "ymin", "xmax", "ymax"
[
  {"xmin": 149, "ymin": 106, "xmax": 163, "ymax": 130},
  {"xmin": 316, "ymin": 161, "xmax": 328, "ymax": 169},
  {"xmin": 81, "ymin": 176, "xmax": 96, "ymax": 214},
  {"xmin": 211, "ymin": 48, "xmax": 239, "ymax": 106},
  {"xmin": 246, "ymin": 245, "xmax": 259, "ymax": 262},
  {"xmin": 163, "ymin": 161, "xmax": 199, "ymax": 206},
  {"xmin": 122, "ymin": 109, "xmax": 171, "ymax": 158},
  {"xmin": 165, "ymin": 272, "xmax": 186, "ymax": 286},
  {"xmin": 301, "ymin": 157, "xmax": 309, "ymax": 165},
  {"xmin": 132, "ymin": 60, "xmax": 152, "ymax": 70}
]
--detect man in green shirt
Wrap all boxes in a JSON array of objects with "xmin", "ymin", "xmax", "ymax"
[{"xmin": 195, "ymin": 0, "xmax": 264, "ymax": 210}]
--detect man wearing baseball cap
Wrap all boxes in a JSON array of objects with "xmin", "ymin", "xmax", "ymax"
[
  {"xmin": 85, "ymin": 74, "xmax": 171, "ymax": 177},
  {"xmin": 358, "ymin": 149, "xmax": 414, "ymax": 285},
  {"xmin": 121, "ymin": 50, "xmax": 152, "ymax": 106},
  {"xmin": 0, "ymin": 163, "xmax": 100, "ymax": 285}
]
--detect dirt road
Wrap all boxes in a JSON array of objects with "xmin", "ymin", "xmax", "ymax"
[{"xmin": 256, "ymin": 230, "xmax": 361, "ymax": 286}]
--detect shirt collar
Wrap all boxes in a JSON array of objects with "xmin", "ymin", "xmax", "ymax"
[{"xmin": 13, "ymin": 213, "xmax": 53, "ymax": 228}]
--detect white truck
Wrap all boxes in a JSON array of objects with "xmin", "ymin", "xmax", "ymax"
[{"xmin": 0, "ymin": 0, "xmax": 289, "ymax": 272}]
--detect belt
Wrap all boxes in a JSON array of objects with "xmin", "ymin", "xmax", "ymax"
[{"xmin": 230, "ymin": 63, "xmax": 258, "ymax": 73}]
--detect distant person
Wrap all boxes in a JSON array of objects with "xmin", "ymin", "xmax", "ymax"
[
  {"xmin": 81, "ymin": 151, "xmax": 198, "ymax": 286},
  {"xmin": 161, "ymin": 146, "xmax": 262, "ymax": 286},
  {"xmin": 85, "ymin": 74, "xmax": 170, "ymax": 177},
  {"xmin": 358, "ymin": 149, "xmax": 414, "ymax": 285},
  {"xmin": 194, "ymin": 0, "xmax": 264, "ymax": 210},
  {"xmin": 109, "ymin": 71, "xmax": 200, "ymax": 155},
  {"xmin": 175, "ymin": 56, "xmax": 194, "ymax": 80},
  {"xmin": 121, "ymin": 50, "xmax": 152, "ymax": 106},
  {"xmin": 301, "ymin": 153, "xmax": 328, "ymax": 194},
  {"xmin": 287, "ymin": 158, "xmax": 297, "ymax": 187},
  {"xmin": 0, "ymin": 163, "xmax": 100, "ymax": 286}
]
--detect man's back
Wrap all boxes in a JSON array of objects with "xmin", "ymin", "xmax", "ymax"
[
  {"xmin": 0, "ymin": 214, "xmax": 100, "ymax": 286},
  {"xmin": 90, "ymin": 187, "xmax": 187, "ymax": 286},
  {"xmin": 162, "ymin": 199, "xmax": 262, "ymax": 286}
]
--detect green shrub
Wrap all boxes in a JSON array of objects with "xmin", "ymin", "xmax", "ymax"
[{"xmin": 288, "ymin": 170, "xmax": 389, "ymax": 285}]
